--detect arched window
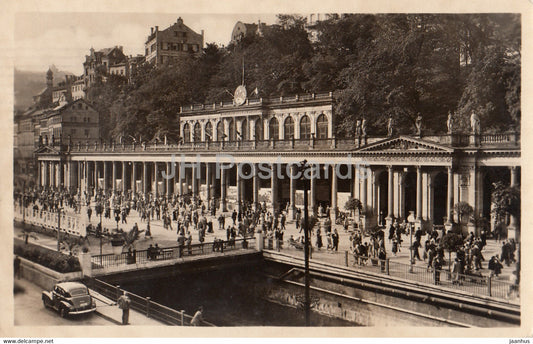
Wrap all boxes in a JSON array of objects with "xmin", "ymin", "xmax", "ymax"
[
  {"xmin": 255, "ymin": 119, "xmax": 263, "ymax": 141},
  {"xmin": 241, "ymin": 118, "xmax": 248, "ymax": 141},
  {"xmin": 300, "ymin": 115, "xmax": 311, "ymax": 139},
  {"xmin": 205, "ymin": 121, "xmax": 213, "ymax": 141},
  {"xmin": 183, "ymin": 123, "xmax": 190, "ymax": 143},
  {"xmin": 284, "ymin": 116, "xmax": 294, "ymax": 140},
  {"xmin": 193, "ymin": 122, "xmax": 202, "ymax": 141},
  {"xmin": 228, "ymin": 119, "xmax": 235, "ymax": 141},
  {"xmin": 317, "ymin": 114, "xmax": 328, "ymax": 139},
  {"xmin": 217, "ymin": 121, "xmax": 224, "ymax": 141},
  {"xmin": 269, "ymin": 117, "xmax": 279, "ymax": 140}
]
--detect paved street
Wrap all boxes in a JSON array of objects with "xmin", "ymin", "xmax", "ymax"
[{"xmin": 14, "ymin": 278, "xmax": 110, "ymax": 326}]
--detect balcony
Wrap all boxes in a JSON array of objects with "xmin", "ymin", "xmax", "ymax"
[
  {"xmin": 179, "ymin": 92, "xmax": 334, "ymax": 114},
  {"xmin": 62, "ymin": 132, "xmax": 520, "ymax": 155}
]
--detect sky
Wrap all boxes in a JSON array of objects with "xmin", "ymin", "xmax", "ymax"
[{"xmin": 14, "ymin": 12, "xmax": 280, "ymax": 74}]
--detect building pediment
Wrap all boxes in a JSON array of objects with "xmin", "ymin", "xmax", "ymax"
[
  {"xmin": 358, "ymin": 136, "xmax": 453, "ymax": 153},
  {"xmin": 35, "ymin": 145, "xmax": 61, "ymax": 155}
]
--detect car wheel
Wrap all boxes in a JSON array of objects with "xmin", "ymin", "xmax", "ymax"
[
  {"xmin": 42, "ymin": 299, "xmax": 48, "ymax": 308},
  {"xmin": 59, "ymin": 307, "xmax": 68, "ymax": 318}
]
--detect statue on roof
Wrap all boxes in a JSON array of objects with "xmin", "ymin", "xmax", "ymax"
[
  {"xmin": 470, "ymin": 111, "xmax": 480, "ymax": 134},
  {"xmin": 361, "ymin": 118, "xmax": 367, "ymax": 136},
  {"xmin": 447, "ymin": 111, "xmax": 454, "ymax": 134},
  {"xmin": 355, "ymin": 119, "xmax": 362, "ymax": 137},
  {"xmin": 387, "ymin": 115, "xmax": 394, "ymax": 137},
  {"xmin": 415, "ymin": 112, "xmax": 423, "ymax": 136}
]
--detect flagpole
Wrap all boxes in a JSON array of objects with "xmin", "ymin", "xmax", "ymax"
[{"xmin": 242, "ymin": 56, "xmax": 245, "ymax": 86}]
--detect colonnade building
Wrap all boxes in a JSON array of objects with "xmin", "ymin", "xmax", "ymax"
[{"xmin": 35, "ymin": 92, "xmax": 521, "ymax": 239}]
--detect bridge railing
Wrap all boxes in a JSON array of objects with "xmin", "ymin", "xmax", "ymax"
[
  {"xmin": 264, "ymin": 244, "xmax": 518, "ymax": 303},
  {"xmin": 87, "ymin": 277, "xmax": 215, "ymax": 326},
  {"xmin": 91, "ymin": 237, "xmax": 256, "ymax": 269},
  {"xmin": 14, "ymin": 204, "xmax": 87, "ymax": 237}
]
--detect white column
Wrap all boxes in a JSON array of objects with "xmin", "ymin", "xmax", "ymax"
[
  {"xmin": 206, "ymin": 163, "xmax": 212, "ymax": 201},
  {"xmin": 393, "ymin": 170, "xmax": 399, "ymax": 218},
  {"xmin": 446, "ymin": 167, "xmax": 453, "ymax": 224},
  {"xmin": 387, "ymin": 166, "xmax": 393, "ymax": 222},
  {"xmin": 77, "ymin": 161, "xmax": 80, "ymax": 192},
  {"xmin": 271, "ymin": 163, "xmax": 277, "ymax": 211},
  {"xmin": 508, "ymin": 166, "xmax": 519, "ymax": 240},
  {"xmin": 416, "ymin": 166, "xmax": 422, "ymax": 221},
  {"xmin": 236, "ymin": 163, "xmax": 242, "ymax": 207},
  {"xmin": 453, "ymin": 171, "xmax": 460, "ymax": 222},
  {"xmin": 289, "ymin": 164, "xmax": 296, "ymax": 220},
  {"xmin": 468, "ymin": 166, "xmax": 476, "ymax": 213},
  {"xmin": 398, "ymin": 171, "xmax": 406, "ymax": 220},
  {"xmin": 132, "ymin": 162, "xmax": 137, "ymax": 194},
  {"xmin": 360, "ymin": 167, "xmax": 367, "ymax": 214},
  {"xmin": 250, "ymin": 119, "xmax": 256, "ymax": 141},
  {"xmin": 93, "ymin": 161, "xmax": 98, "ymax": 191},
  {"xmin": 353, "ymin": 164, "xmax": 360, "ymax": 200},
  {"xmin": 310, "ymin": 164, "xmax": 316, "ymax": 215},
  {"xmin": 143, "ymin": 162, "xmax": 148, "ymax": 195},
  {"xmin": 166, "ymin": 162, "xmax": 171, "ymax": 196},
  {"xmin": 331, "ymin": 164, "xmax": 337, "ymax": 221},
  {"xmin": 253, "ymin": 164, "xmax": 259, "ymax": 208},
  {"xmin": 224, "ymin": 119, "xmax": 230, "ymax": 141},
  {"xmin": 154, "ymin": 162, "xmax": 159, "ymax": 197},
  {"xmin": 367, "ymin": 168, "xmax": 374, "ymax": 215},
  {"xmin": 422, "ymin": 172, "xmax": 429, "ymax": 220},
  {"xmin": 122, "ymin": 161, "xmax": 127, "ymax": 194},
  {"xmin": 103, "ymin": 161, "xmax": 108, "ymax": 193},
  {"xmin": 112, "ymin": 161, "xmax": 117, "ymax": 193},
  {"xmin": 178, "ymin": 162, "xmax": 184, "ymax": 196},
  {"xmin": 220, "ymin": 166, "xmax": 227, "ymax": 212}
]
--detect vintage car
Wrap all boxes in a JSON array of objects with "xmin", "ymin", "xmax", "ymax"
[{"xmin": 42, "ymin": 282, "xmax": 96, "ymax": 317}]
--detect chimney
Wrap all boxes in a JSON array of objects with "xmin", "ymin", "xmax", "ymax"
[
  {"xmin": 151, "ymin": 27, "xmax": 154, "ymax": 35},
  {"xmin": 119, "ymin": 46, "xmax": 123, "ymax": 51},
  {"xmin": 155, "ymin": 26, "xmax": 159, "ymax": 32}
]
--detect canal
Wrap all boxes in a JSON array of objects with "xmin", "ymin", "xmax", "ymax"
[{"xmin": 116, "ymin": 265, "xmax": 357, "ymax": 326}]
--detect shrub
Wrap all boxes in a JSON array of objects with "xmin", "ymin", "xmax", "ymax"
[{"xmin": 13, "ymin": 239, "xmax": 81, "ymax": 273}]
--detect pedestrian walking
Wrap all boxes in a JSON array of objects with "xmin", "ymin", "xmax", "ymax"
[
  {"xmin": 316, "ymin": 228, "xmax": 323, "ymax": 250},
  {"xmin": 117, "ymin": 291, "xmax": 131, "ymax": 325},
  {"xmin": 191, "ymin": 306, "xmax": 204, "ymax": 326},
  {"xmin": 14, "ymin": 255, "xmax": 21, "ymax": 279},
  {"xmin": 332, "ymin": 229, "xmax": 339, "ymax": 251}
]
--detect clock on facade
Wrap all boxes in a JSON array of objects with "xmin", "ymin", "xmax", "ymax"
[{"xmin": 234, "ymin": 85, "xmax": 247, "ymax": 106}]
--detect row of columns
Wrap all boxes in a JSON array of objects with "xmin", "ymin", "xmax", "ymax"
[{"xmin": 38, "ymin": 160, "xmax": 519, "ymax": 231}]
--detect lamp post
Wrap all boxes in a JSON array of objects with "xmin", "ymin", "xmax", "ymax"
[
  {"xmin": 96, "ymin": 202, "xmax": 104, "ymax": 260},
  {"xmin": 298, "ymin": 160, "xmax": 311, "ymax": 326},
  {"xmin": 56, "ymin": 206, "xmax": 63, "ymax": 252},
  {"xmin": 407, "ymin": 211, "xmax": 415, "ymax": 273}
]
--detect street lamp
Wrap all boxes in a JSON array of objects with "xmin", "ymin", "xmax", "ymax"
[
  {"xmin": 95, "ymin": 202, "xmax": 104, "ymax": 260},
  {"xmin": 298, "ymin": 160, "xmax": 311, "ymax": 326},
  {"xmin": 56, "ymin": 206, "xmax": 63, "ymax": 252},
  {"xmin": 407, "ymin": 211, "xmax": 415, "ymax": 273}
]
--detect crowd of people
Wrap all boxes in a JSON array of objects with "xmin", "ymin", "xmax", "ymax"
[{"xmin": 15, "ymin": 186, "xmax": 519, "ymax": 291}]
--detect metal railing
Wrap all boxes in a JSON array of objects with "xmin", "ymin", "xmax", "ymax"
[
  {"xmin": 91, "ymin": 237, "xmax": 256, "ymax": 269},
  {"xmin": 14, "ymin": 204, "xmax": 87, "ymax": 236},
  {"xmin": 179, "ymin": 92, "xmax": 333, "ymax": 113},
  {"xmin": 64, "ymin": 132, "xmax": 520, "ymax": 154},
  {"xmin": 88, "ymin": 278, "xmax": 215, "ymax": 326},
  {"xmin": 263, "ymin": 243, "xmax": 519, "ymax": 303}
]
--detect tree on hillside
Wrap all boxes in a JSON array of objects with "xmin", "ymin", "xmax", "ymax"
[
  {"xmin": 491, "ymin": 181, "xmax": 520, "ymax": 227},
  {"xmin": 206, "ymin": 14, "xmax": 313, "ymax": 102}
]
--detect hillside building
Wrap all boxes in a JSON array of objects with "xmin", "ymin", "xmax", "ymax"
[{"xmin": 145, "ymin": 17, "xmax": 204, "ymax": 67}]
